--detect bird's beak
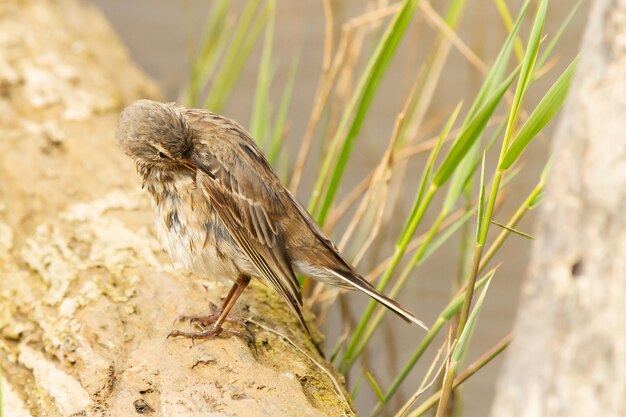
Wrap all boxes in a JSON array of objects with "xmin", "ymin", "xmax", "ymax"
[
  {"xmin": 181, "ymin": 156, "xmax": 216, "ymax": 180},
  {"xmin": 180, "ymin": 160, "xmax": 196, "ymax": 172}
]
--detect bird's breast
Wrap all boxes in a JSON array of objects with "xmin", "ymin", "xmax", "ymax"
[{"xmin": 146, "ymin": 176, "xmax": 245, "ymax": 284}]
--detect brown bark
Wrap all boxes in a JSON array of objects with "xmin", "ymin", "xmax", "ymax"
[
  {"xmin": 0, "ymin": 1, "xmax": 352, "ymax": 416},
  {"xmin": 490, "ymin": 0, "xmax": 626, "ymax": 416}
]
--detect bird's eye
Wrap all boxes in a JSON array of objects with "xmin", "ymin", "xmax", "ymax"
[{"xmin": 158, "ymin": 151, "xmax": 167, "ymax": 159}]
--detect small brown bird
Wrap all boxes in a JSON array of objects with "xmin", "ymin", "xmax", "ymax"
[{"xmin": 116, "ymin": 99, "xmax": 426, "ymax": 339}]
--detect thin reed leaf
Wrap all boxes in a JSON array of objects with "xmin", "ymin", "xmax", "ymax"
[
  {"xmin": 500, "ymin": 57, "xmax": 577, "ymax": 169},
  {"xmin": 528, "ymin": 191, "xmax": 544, "ymax": 209},
  {"xmin": 366, "ymin": 371, "xmax": 386, "ymax": 403},
  {"xmin": 269, "ymin": 55, "xmax": 299, "ymax": 166},
  {"xmin": 467, "ymin": 0, "xmax": 529, "ymax": 120},
  {"xmin": 444, "ymin": 145, "xmax": 476, "ymax": 214},
  {"xmin": 433, "ymin": 68, "xmax": 518, "ymax": 186},
  {"xmin": 493, "ymin": 0, "xmax": 525, "ymax": 61},
  {"xmin": 420, "ymin": 211, "xmax": 473, "ymax": 263},
  {"xmin": 341, "ymin": 102, "xmax": 466, "ymax": 372},
  {"xmin": 354, "ymin": 210, "xmax": 473, "ymax": 362},
  {"xmin": 479, "ymin": 161, "xmax": 549, "ymax": 272},
  {"xmin": 394, "ymin": 340, "xmax": 451, "ymax": 417},
  {"xmin": 369, "ymin": 268, "xmax": 497, "ymax": 417},
  {"xmin": 405, "ymin": 332, "xmax": 512, "ymax": 417},
  {"xmin": 536, "ymin": 0, "xmax": 582, "ymax": 72},
  {"xmin": 401, "ymin": 102, "xmax": 462, "ymax": 238},
  {"xmin": 489, "ymin": 220, "xmax": 534, "ymax": 239},
  {"xmin": 443, "ymin": 120, "xmax": 505, "ymax": 218},
  {"xmin": 476, "ymin": 152, "xmax": 487, "ymax": 241},
  {"xmin": 310, "ymin": 0, "xmax": 421, "ymax": 224},
  {"xmin": 398, "ymin": 0, "xmax": 467, "ymax": 150},
  {"xmin": 452, "ymin": 278, "xmax": 492, "ymax": 361},
  {"xmin": 203, "ymin": 0, "xmax": 268, "ymax": 112},
  {"xmin": 250, "ymin": 0, "xmax": 276, "ymax": 146},
  {"xmin": 474, "ymin": 0, "xmax": 549, "ymax": 252},
  {"xmin": 443, "ymin": 7, "xmax": 551, "ymax": 413},
  {"xmin": 437, "ymin": 275, "xmax": 493, "ymax": 416},
  {"xmin": 185, "ymin": 0, "xmax": 231, "ymax": 106},
  {"xmin": 499, "ymin": 0, "xmax": 548, "ymax": 158}
]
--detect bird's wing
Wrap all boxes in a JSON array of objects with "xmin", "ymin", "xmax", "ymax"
[{"xmin": 188, "ymin": 111, "xmax": 308, "ymax": 331}]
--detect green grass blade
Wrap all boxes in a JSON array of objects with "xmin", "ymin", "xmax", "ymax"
[
  {"xmin": 536, "ymin": 0, "xmax": 582, "ymax": 72},
  {"xmin": 368, "ymin": 268, "xmax": 497, "ymax": 416},
  {"xmin": 339, "ymin": 183, "xmax": 438, "ymax": 373},
  {"xmin": 499, "ymin": 57, "xmax": 577, "ymax": 169},
  {"xmin": 493, "ymin": 0, "xmax": 525, "ymax": 61},
  {"xmin": 418, "ymin": 211, "xmax": 473, "ymax": 263},
  {"xmin": 269, "ymin": 55, "xmax": 299, "ymax": 166},
  {"xmin": 443, "ymin": 143, "xmax": 478, "ymax": 213},
  {"xmin": 476, "ymin": 152, "xmax": 487, "ymax": 241},
  {"xmin": 527, "ymin": 161, "xmax": 550, "ymax": 209},
  {"xmin": 405, "ymin": 332, "xmax": 512, "ymax": 417},
  {"xmin": 528, "ymin": 190, "xmax": 544, "ymax": 209},
  {"xmin": 435, "ymin": 273, "xmax": 493, "ymax": 416},
  {"xmin": 433, "ymin": 68, "xmax": 518, "ymax": 186},
  {"xmin": 452, "ymin": 9, "xmax": 551, "ymax": 398},
  {"xmin": 499, "ymin": 0, "xmax": 548, "ymax": 155},
  {"xmin": 343, "ymin": 56, "xmax": 514, "ymax": 375},
  {"xmin": 489, "ymin": 219, "xmax": 534, "ymax": 239},
  {"xmin": 354, "ymin": 210, "xmax": 473, "ymax": 361},
  {"xmin": 473, "ymin": 0, "xmax": 550, "ymax": 251},
  {"xmin": 466, "ymin": 0, "xmax": 530, "ymax": 120},
  {"xmin": 452, "ymin": 277, "xmax": 492, "ymax": 361},
  {"xmin": 444, "ymin": 120, "xmax": 505, "ymax": 215},
  {"xmin": 366, "ymin": 371, "xmax": 386, "ymax": 403},
  {"xmin": 519, "ymin": 0, "xmax": 548, "ymax": 92},
  {"xmin": 400, "ymin": 102, "xmax": 462, "ymax": 238},
  {"xmin": 250, "ymin": 0, "xmax": 276, "ymax": 146},
  {"xmin": 310, "ymin": 0, "xmax": 421, "ymax": 223},
  {"xmin": 479, "ymin": 164, "xmax": 548, "ymax": 272},
  {"xmin": 443, "ymin": 268, "xmax": 496, "ymax": 320},
  {"xmin": 204, "ymin": 0, "xmax": 267, "ymax": 112},
  {"xmin": 350, "ymin": 370, "xmax": 365, "ymax": 400},
  {"xmin": 184, "ymin": 0, "xmax": 232, "ymax": 107}
]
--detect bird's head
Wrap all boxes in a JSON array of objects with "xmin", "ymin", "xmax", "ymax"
[{"xmin": 116, "ymin": 100, "xmax": 194, "ymax": 170}]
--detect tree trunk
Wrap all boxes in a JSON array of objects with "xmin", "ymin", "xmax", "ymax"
[
  {"xmin": 490, "ymin": 1, "xmax": 626, "ymax": 416},
  {"xmin": 0, "ymin": 1, "xmax": 352, "ymax": 416}
]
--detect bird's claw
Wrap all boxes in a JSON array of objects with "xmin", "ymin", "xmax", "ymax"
[
  {"xmin": 167, "ymin": 325, "xmax": 254, "ymax": 345},
  {"xmin": 169, "ymin": 311, "xmax": 255, "ymax": 346}
]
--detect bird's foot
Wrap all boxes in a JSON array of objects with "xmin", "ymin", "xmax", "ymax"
[
  {"xmin": 168, "ymin": 303, "xmax": 254, "ymax": 345},
  {"xmin": 167, "ymin": 326, "xmax": 254, "ymax": 345}
]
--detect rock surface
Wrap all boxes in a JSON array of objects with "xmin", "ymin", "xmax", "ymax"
[{"xmin": 0, "ymin": 1, "xmax": 352, "ymax": 416}]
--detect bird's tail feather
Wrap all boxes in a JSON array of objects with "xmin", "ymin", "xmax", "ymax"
[{"xmin": 324, "ymin": 268, "xmax": 428, "ymax": 331}]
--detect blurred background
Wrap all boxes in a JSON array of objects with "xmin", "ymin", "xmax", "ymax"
[{"xmin": 84, "ymin": 1, "xmax": 587, "ymax": 415}]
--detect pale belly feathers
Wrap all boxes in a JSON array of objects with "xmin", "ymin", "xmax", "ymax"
[{"xmin": 149, "ymin": 175, "xmax": 254, "ymax": 285}]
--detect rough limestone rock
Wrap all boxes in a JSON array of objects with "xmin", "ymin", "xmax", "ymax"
[{"xmin": 0, "ymin": 1, "xmax": 352, "ymax": 416}]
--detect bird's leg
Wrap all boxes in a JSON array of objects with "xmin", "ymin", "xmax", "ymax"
[
  {"xmin": 168, "ymin": 275, "xmax": 253, "ymax": 343},
  {"xmin": 175, "ymin": 278, "xmax": 240, "ymax": 326}
]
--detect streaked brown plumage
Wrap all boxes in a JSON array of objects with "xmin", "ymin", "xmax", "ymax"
[{"xmin": 116, "ymin": 99, "xmax": 426, "ymax": 338}]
